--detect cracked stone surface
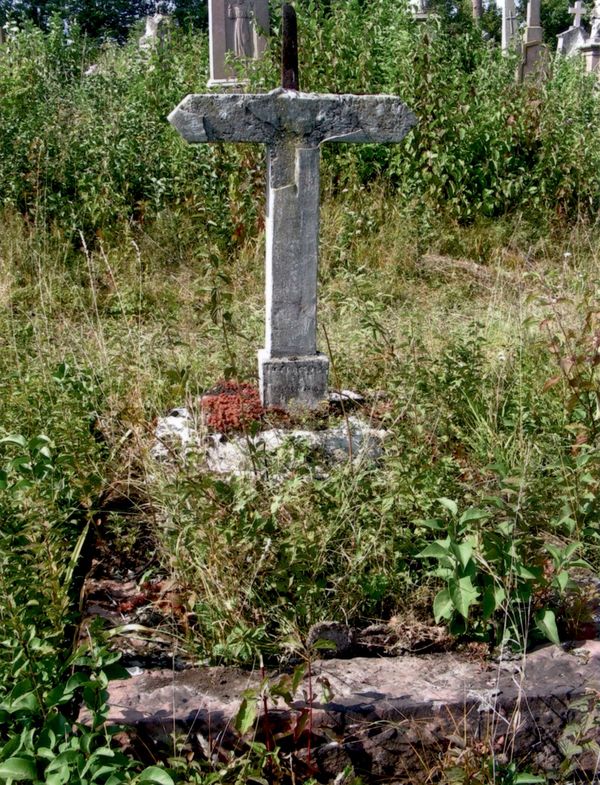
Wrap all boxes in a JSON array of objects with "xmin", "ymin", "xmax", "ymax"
[
  {"xmin": 152, "ymin": 409, "xmax": 387, "ymax": 474},
  {"xmin": 168, "ymin": 88, "xmax": 417, "ymax": 147},
  {"xmin": 91, "ymin": 642, "xmax": 600, "ymax": 781}
]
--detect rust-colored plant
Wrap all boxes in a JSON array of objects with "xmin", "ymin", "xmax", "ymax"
[{"xmin": 200, "ymin": 380, "xmax": 265, "ymax": 433}]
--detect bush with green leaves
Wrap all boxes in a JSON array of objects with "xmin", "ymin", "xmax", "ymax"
[{"xmin": 0, "ymin": 1, "xmax": 599, "ymax": 247}]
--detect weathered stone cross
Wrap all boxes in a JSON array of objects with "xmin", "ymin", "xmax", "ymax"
[
  {"xmin": 569, "ymin": 0, "xmax": 586, "ymax": 26},
  {"xmin": 169, "ymin": 5, "xmax": 416, "ymax": 409}
]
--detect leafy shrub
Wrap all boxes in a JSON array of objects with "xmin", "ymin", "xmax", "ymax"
[{"xmin": 0, "ymin": 1, "xmax": 599, "ymax": 247}]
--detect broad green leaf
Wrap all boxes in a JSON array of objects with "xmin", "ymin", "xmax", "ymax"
[
  {"xmin": 0, "ymin": 757, "xmax": 37, "ymax": 780},
  {"xmin": 0, "ymin": 737, "xmax": 21, "ymax": 761},
  {"xmin": 451, "ymin": 541, "xmax": 473, "ymax": 570},
  {"xmin": 0, "ymin": 435, "xmax": 27, "ymax": 448},
  {"xmin": 105, "ymin": 775, "xmax": 127, "ymax": 785},
  {"xmin": 458, "ymin": 508, "xmax": 489, "ymax": 525},
  {"xmin": 514, "ymin": 564, "xmax": 539, "ymax": 580},
  {"xmin": 568, "ymin": 558, "xmax": 592, "ymax": 570},
  {"xmin": 437, "ymin": 497, "xmax": 458, "ymax": 517},
  {"xmin": 64, "ymin": 672, "xmax": 93, "ymax": 693},
  {"xmin": 535, "ymin": 609, "xmax": 560, "ymax": 646},
  {"xmin": 545, "ymin": 543, "xmax": 561, "ymax": 563},
  {"xmin": 45, "ymin": 685, "xmax": 66, "ymax": 708},
  {"xmin": 419, "ymin": 518, "xmax": 445, "ymax": 530},
  {"xmin": 514, "ymin": 774, "xmax": 547, "ymax": 783},
  {"xmin": 291, "ymin": 663, "xmax": 305, "ymax": 693},
  {"xmin": 8, "ymin": 693, "xmax": 38, "ymax": 713},
  {"xmin": 417, "ymin": 539, "xmax": 450, "ymax": 559},
  {"xmin": 138, "ymin": 766, "xmax": 175, "ymax": 785},
  {"xmin": 234, "ymin": 696, "xmax": 256, "ymax": 735},
  {"xmin": 496, "ymin": 521, "xmax": 514, "ymax": 537},
  {"xmin": 8, "ymin": 680, "xmax": 34, "ymax": 702},
  {"xmin": 46, "ymin": 750, "xmax": 80, "ymax": 769},
  {"xmin": 481, "ymin": 585, "xmax": 505, "ymax": 620},
  {"xmin": 448, "ymin": 577, "xmax": 480, "ymax": 619},
  {"xmin": 433, "ymin": 589, "xmax": 454, "ymax": 622},
  {"xmin": 27, "ymin": 435, "xmax": 51, "ymax": 451},
  {"xmin": 101, "ymin": 663, "xmax": 130, "ymax": 682},
  {"xmin": 563, "ymin": 542, "xmax": 581, "ymax": 560},
  {"xmin": 44, "ymin": 763, "xmax": 69, "ymax": 785},
  {"xmin": 554, "ymin": 571, "xmax": 569, "ymax": 593}
]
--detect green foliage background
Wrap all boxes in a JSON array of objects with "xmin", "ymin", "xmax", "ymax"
[{"xmin": 0, "ymin": 1, "xmax": 599, "ymax": 247}]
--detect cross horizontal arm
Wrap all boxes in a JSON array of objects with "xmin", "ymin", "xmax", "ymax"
[{"xmin": 168, "ymin": 87, "xmax": 417, "ymax": 146}]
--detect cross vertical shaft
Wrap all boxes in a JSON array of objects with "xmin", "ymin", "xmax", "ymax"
[{"xmin": 265, "ymin": 142, "xmax": 319, "ymax": 357}]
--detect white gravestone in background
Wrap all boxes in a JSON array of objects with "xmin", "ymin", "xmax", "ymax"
[
  {"xmin": 502, "ymin": 0, "xmax": 518, "ymax": 51},
  {"xmin": 209, "ymin": 0, "xmax": 269, "ymax": 85},
  {"xmin": 139, "ymin": 14, "xmax": 170, "ymax": 49},
  {"xmin": 556, "ymin": 1, "xmax": 588, "ymax": 58},
  {"xmin": 519, "ymin": 0, "xmax": 544, "ymax": 78},
  {"xmin": 581, "ymin": 0, "xmax": 600, "ymax": 72}
]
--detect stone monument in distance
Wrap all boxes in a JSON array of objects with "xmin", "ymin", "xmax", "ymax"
[
  {"xmin": 169, "ymin": 5, "xmax": 417, "ymax": 409},
  {"xmin": 208, "ymin": 0, "xmax": 269, "ymax": 85},
  {"xmin": 502, "ymin": 0, "xmax": 519, "ymax": 51},
  {"xmin": 556, "ymin": 0, "xmax": 588, "ymax": 57},
  {"xmin": 519, "ymin": 0, "xmax": 545, "ymax": 79},
  {"xmin": 580, "ymin": 0, "xmax": 600, "ymax": 73}
]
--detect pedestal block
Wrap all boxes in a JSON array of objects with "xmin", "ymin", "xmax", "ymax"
[{"xmin": 258, "ymin": 351, "xmax": 329, "ymax": 409}]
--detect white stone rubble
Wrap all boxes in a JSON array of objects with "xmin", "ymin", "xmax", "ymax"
[{"xmin": 152, "ymin": 408, "xmax": 387, "ymax": 474}]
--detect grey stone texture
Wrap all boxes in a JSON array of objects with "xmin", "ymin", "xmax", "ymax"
[
  {"xmin": 581, "ymin": 40, "xmax": 600, "ymax": 71},
  {"xmin": 502, "ymin": 0, "xmax": 518, "ymax": 51},
  {"xmin": 264, "ymin": 145, "xmax": 320, "ymax": 362},
  {"xmin": 169, "ymin": 88, "xmax": 416, "ymax": 409},
  {"xmin": 168, "ymin": 89, "xmax": 417, "ymax": 147},
  {"xmin": 581, "ymin": 2, "xmax": 600, "ymax": 73},
  {"xmin": 152, "ymin": 409, "xmax": 388, "ymax": 474},
  {"xmin": 557, "ymin": 24, "xmax": 589, "ymax": 56},
  {"xmin": 258, "ymin": 352, "xmax": 329, "ymax": 410},
  {"xmin": 557, "ymin": 0, "xmax": 600, "ymax": 72},
  {"xmin": 208, "ymin": 0, "xmax": 269, "ymax": 85},
  {"xmin": 519, "ymin": 0, "xmax": 545, "ymax": 79},
  {"xmin": 92, "ymin": 642, "xmax": 600, "ymax": 781}
]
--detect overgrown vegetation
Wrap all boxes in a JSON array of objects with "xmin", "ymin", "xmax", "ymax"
[{"xmin": 1, "ymin": 1, "xmax": 600, "ymax": 781}]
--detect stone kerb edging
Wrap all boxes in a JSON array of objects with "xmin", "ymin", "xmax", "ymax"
[{"xmin": 91, "ymin": 642, "xmax": 600, "ymax": 781}]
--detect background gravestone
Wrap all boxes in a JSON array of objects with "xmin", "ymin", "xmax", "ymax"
[
  {"xmin": 139, "ymin": 13, "xmax": 170, "ymax": 50},
  {"xmin": 502, "ymin": 0, "xmax": 519, "ymax": 50},
  {"xmin": 580, "ymin": 0, "xmax": 600, "ymax": 72},
  {"xmin": 519, "ymin": 0, "xmax": 545, "ymax": 78},
  {"xmin": 556, "ymin": 0, "xmax": 588, "ymax": 56},
  {"xmin": 208, "ymin": 0, "xmax": 269, "ymax": 86}
]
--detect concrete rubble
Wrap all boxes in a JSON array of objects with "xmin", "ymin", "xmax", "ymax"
[{"xmin": 152, "ymin": 407, "xmax": 387, "ymax": 474}]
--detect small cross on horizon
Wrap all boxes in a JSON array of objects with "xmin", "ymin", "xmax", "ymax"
[{"xmin": 569, "ymin": 0, "xmax": 586, "ymax": 27}]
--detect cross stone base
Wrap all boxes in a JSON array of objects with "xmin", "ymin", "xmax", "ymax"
[{"xmin": 258, "ymin": 350, "xmax": 329, "ymax": 409}]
